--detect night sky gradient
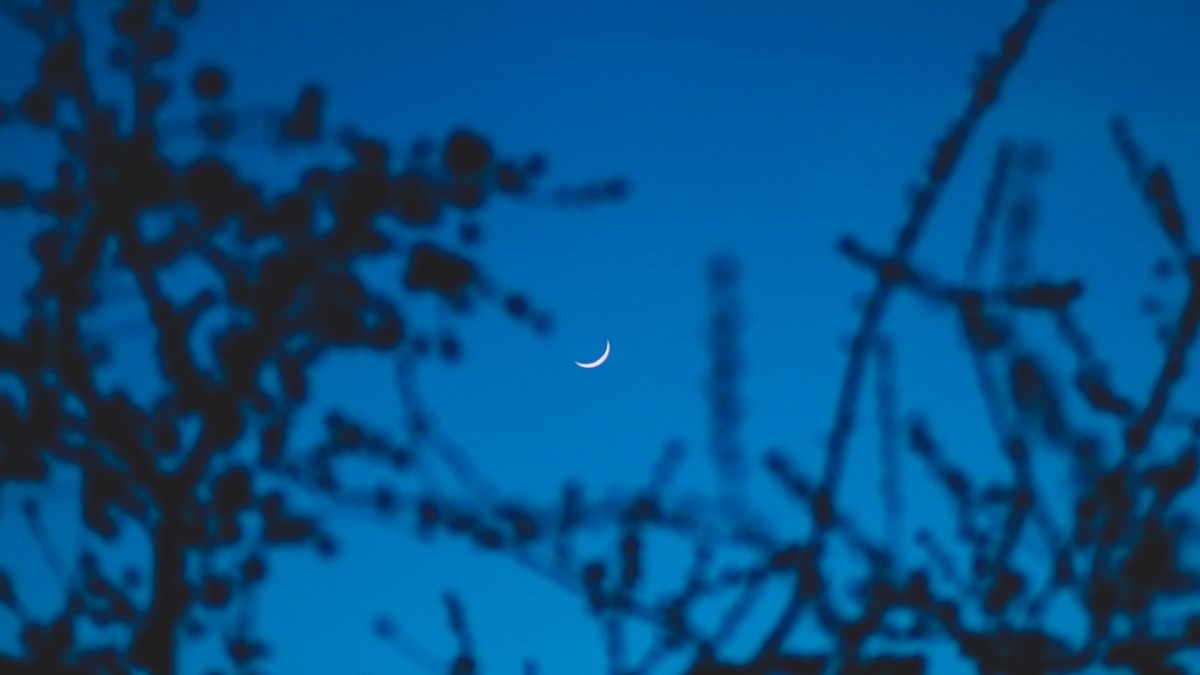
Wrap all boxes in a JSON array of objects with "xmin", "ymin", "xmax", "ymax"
[{"xmin": 2, "ymin": 1, "xmax": 1200, "ymax": 673}]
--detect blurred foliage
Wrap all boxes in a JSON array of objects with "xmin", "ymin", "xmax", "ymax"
[{"xmin": 2, "ymin": 0, "xmax": 1200, "ymax": 674}]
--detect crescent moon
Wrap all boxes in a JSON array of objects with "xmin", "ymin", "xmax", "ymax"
[{"xmin": 575, "ymin": 340, "xmax": 611, "ymax": 368}]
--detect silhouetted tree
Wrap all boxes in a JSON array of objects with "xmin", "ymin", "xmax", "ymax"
[
  {"xmin": 4, "ymin": 0, "xmax": 1200, "ymax": 674},
  {"xmin": 0, "ymin": 1, "xmax": 622, "ymax": 673},
  {"xmin": 661, "ymin": 1, "xmax": 1200, "ymax": 672}
]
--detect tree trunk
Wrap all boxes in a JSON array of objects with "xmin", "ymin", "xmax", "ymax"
[{"xmin": 130, "ymin": 509, "xmax": 187, "ymax": 675}]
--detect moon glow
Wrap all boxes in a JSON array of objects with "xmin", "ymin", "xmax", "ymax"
[{"xmin": 575, "ymin": 340, "xmax": 611, "ymax": 368}]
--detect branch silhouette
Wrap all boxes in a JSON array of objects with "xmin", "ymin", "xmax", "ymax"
[
  {"xmin": 2, "ymin": 1, "xmax": 1200, "ymax": 674},
  {"xmin": 0, "ymin": 1, "xmax": 621, "ymax": 673}
]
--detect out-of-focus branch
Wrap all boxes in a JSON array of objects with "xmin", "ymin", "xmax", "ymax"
[
  {"xmin": 1126, "ymin": 258, "xmax": 1200, "ymax": 453},
  {"xmin": 760, "ymin": 1, "xmax": 1062, "ymax": 662}
]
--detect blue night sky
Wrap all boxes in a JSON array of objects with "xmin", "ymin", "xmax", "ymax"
[{"xmin": 2, "ymin": 1, "xmax": 1200, "ymax": 673}]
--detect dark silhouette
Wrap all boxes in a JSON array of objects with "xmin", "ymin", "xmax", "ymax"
[
  {"xmin": 0, "ymin": 1, "xmax": 620, "ymax": 673},
  {"xmin": 2, "ymin": 0, "xmax": 1199, "ymax": 674}
]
